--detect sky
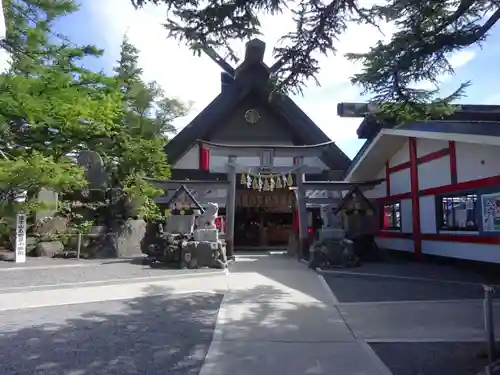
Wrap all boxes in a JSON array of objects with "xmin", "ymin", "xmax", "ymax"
[{"xmin": 2, "ymin": 1, "xmax": 500, "ymax": 159}]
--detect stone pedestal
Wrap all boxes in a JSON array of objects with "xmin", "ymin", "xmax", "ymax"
[
  {"xmin": 194, "ymin": 228, "xmax": 219, "ymax": 242},
  {"xmin": 180, "ymin": 240, "xmax": 226, "ymax": 269}
]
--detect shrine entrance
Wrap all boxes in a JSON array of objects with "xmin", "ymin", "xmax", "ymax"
[{"xmin": 234, "ymin": 190, "xmax": 294, "ymax": 248}]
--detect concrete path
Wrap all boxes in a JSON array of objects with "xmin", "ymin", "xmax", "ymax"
[
  {"xmin": 199, "ymin": 254, "xmax": 391, "ymax": 375},
  {"xmin": 0, "ymin": 254, "xmax": 390, "ymax": 374}
]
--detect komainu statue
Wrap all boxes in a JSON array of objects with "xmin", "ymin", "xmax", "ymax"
[{"xmin": 196, "ymin": 202, "xmax": 218, "ymax": 229}]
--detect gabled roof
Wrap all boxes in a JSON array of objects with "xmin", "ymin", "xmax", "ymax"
[
  {"xmin": 165, "ymin": 184, "xmax": 204, "ymax": 213},
  {"xmin": 165, "ymin": 42, "xmax": 351, "ymax": 172},
  {"xmin": 343, "ymin": 121, "xmax": 500, "ymax": 181}
]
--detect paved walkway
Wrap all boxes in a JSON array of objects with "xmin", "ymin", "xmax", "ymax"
[
  {"xmin": 0, "ymin": 253, "xmax": 389, "ymax": 374},
  {"xmin": 199, "ymin": 254, "xmax": 390, "ymax": 375}
]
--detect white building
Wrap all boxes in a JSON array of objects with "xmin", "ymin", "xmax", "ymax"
[{"xmin": 341, "ymin": 103, "xmax": 500, "ymax": 264}]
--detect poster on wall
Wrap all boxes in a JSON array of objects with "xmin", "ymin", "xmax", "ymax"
[{"xmin": 481, "ymin": 193, "xmax": 500, "ymax": 232}]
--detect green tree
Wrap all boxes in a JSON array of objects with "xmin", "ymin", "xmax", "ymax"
[
  {"xmin": 0, "ymin": 0, "xmax": 122, "ymax": 216},
  {"xmin": 114, "ymin": 36, "xmax": 190, "ymax": 140},
  {"xmin": 131, "ymin": 0, "xmax": 499, "ymax": 120}
]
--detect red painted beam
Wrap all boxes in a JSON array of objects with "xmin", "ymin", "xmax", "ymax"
[
  {"xmin": 377, "ymin": 232, "xmax": 500, "ymax": 245},
  {"xmin": 422, "ymin": 233, "xmax": 500, "ymax": 245},
  {"xmin": 409, "ymin": 137, "xmax": 422, "ymax": 259},
  {"xmin": 388, "ymin": 147, "xmax": 450, "ymax": 174},
  {"xmin": 420, "ymin": 175, "xmax": 500, "ymax": 196},
  {"xmin": 449, "ymin": 141, "xmax": 457, "ymax": 184}
]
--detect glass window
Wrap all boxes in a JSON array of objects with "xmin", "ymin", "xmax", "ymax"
[
  {"xmin": 438, "ymin": 193, "xmax": 478, "ymax": 231},
  {"xmin": 381, "ymin": 202, "xmax": 401, "ymax": 230}
]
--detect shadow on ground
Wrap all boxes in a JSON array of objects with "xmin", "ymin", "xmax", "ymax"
[
  {"xmin": 370, "ymin": 342, "xmax": 489, "ymax": 375},
  {"xmin": 0, "ymin": 286, "xmax": 222, "ymax": 375}
]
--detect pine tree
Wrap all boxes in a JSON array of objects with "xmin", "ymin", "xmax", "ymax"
[
  {"xmin": 132, "ymin": 0, "xmax": 500, "ymax": 121},
  {"xmin": 113, "ymin": 35, "xmax": 190, "ymax": 140}
]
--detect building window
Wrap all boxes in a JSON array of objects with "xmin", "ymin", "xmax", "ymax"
[
  {"xmin": 438, "ymin": 193, "xmax": 478, "ymax": 231},
  {"xmin": 382, "ymin": 202, "xmax": 401, "ymax": 230}
]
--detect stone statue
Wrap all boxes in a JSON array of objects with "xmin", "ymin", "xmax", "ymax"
[{"xmin": 196, "ymin": 202, "xmax": 218, "ymax": 229}]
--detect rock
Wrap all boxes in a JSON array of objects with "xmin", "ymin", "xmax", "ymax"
[
  {"xmin": 111, "ymin": 219, "xmax": 146, "ymax": 258},
  {"xmin": 308, "ymin": 239, "xmax": 360, "ymax": 269},
  {"xmin": 36, "ymin": 241, "xmax": 64, "ymax": 257},
  {"xmin": 32, "ymin": 216, "xmax": 68, "ymax": 235},
  {"xmin": 180, "ymin": 240, "xmax": 226, "ymax": 269}
]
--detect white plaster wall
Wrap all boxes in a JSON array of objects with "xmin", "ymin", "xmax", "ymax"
[
  {"xmin": 375, "ymin": 237, "xmax": 413, "ymax": 252},
  {"xmin": 173, "ymin": 145, "xmax": 199, "ymax": 169},
  {"xmin": 456, "ymin": 142, "xmax": 500, "ymax": 183},
  {"xmin": 418, "ymin": 156, "xmax": 451, "ymax": 190},
  {"xmin": 416, "ymin": 138, "xmax": 448, "ymax": 157},
  {"xmin": 419, "ymin": 196, "xmax": 437, "ymax": 234},
  {"xmin": 390, "ymin": 169, "xmax": 411, "ymax": 194},
  {"xmin": 400, "ymin": 199, "xmax": 413, "ymax": 233},
  {"xmin": 389, "ymin": 139, "xmax": 409, "ymax": 166},
  {"xmin": 422, "ymin": 240, "xmax": 500, "ymax": 263},
  {"xmin": 363, "ymin": 168, "xmax": 386, "ymax": 199}
]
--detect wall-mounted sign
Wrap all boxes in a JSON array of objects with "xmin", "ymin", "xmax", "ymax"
[
  {"xmin": 482, "ymin": 192, "xmax": 500, "ymax": 232},
  {"xmin": 236, "ymin": 191, "xmax": 294, "ymax": 210},
  {"xmin": 15, "ymin": 213, "xmax": 27, "ymax": 263}
]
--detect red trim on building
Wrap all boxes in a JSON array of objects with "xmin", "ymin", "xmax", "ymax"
[
  {"xmin": 422, "ymin": 233, "xmax": 500, "ymax": 245},
  {"xmin": 388, "ymin": 147, "xmax": 450, "ymax": 174},
  {"xmin": 376, "ymin": 232, "xmax": 500, "ymax": 245},
  {"xmin": 377, "ymin": 231, "xmax": 411, "ymax": 239},
  {"xmin": 449, "ymin": 141, "xmax": 457, "ymax": 184},
  {"xmin": 409, "ymin": 137, "xmax": 422, "ymax": 259},
  {"xmin": 385, "ymin": 161, "xmax": 391, "ymax": 196},
  {"xmin": 420, "ymin": 175, "xmax": 500, "ymax": 196},
  {"xmin": 199, "ymin": 145, "xmax": 210, "ymax": 171}
]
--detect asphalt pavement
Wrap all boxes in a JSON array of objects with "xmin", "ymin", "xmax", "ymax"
[{"xmin": 0, "ymin": 293, "xmax": 223, "ymax": 375}]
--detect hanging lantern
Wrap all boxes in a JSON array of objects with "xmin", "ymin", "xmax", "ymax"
[
  {"xmin": 270, "ymin": 176, "xmax": 276, "ymax": 191},
  {"xmin": 287, "ymin": 173, "xmax": 293, "ymax": 187},
  {"xmin": 263, "ymin": 177, "xmax": 270, "ymax": 191},
  {"xmin": 276, "ymin": 176, "xmax": 283, "ymax": 189},
  {"xmin": 164, "ymin": 208, "xmax": 172, "ymax": 217},
  {"xmin": 240, "ymin": 172, "xmax": 246, "ymax": 185},
  {"xmin": 258, "ymin": 175, "xmax": 263, "ymax": 191},
  {"xmin": 246, "ymin": 174, "xmax": 252, "ymax": 189},
  {"xmin": 282, "ymin": 174, "xmax": 287, "ymax": 187},
  {"xmin": 180, "ymin": 209, "xmax": 185, "ymax": 215}
]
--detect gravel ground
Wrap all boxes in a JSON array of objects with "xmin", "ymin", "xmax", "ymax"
[
  {"xmin": 323, "ymin": 273, "xmax": 486, "ymax": 303},
  {"xmin": 0, "ymin": 293, "xmax": 222, "ymax": 375},
  {"xmin": 370, "ymin": 342, "xmax": 489, "ymax": 375},
  {"xmin": 0, "ymin": 261, "xmax": 223, "ymax": 291}
]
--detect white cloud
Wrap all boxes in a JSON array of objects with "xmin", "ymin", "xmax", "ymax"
[{"xmin": 88, "ymin": 0, "xmax": 475, "ymax": 159}]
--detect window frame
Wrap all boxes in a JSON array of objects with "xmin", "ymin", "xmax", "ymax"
[
  {"xmin": 380, "ymin": 201, "xmax": 402, "ymax": 231},
  {"xmin": 435, "ymin": 191, "xmax": 479, "ymax": 232}
]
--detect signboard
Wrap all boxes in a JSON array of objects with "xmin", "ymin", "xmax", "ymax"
[
  {"xmin": 482, "ymin": 192, "xmax": 500, "ymax": 232},
  {"xmin": 236, "ymin": 191, "xmax": 294, "ymax": 210},
  {"xmin": 15, "ymin": 213, "xmax": 27, "ymax": 263}
]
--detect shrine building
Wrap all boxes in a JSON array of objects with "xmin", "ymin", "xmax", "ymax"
[
  {"xmin": 339, "ymin": 103, "xmax": 500, "ymax": 264},
  {"xmin": 159, "ymin": 39, "xmax": 351, "ymax": 250}
]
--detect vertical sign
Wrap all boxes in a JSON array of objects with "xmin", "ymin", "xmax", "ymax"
[{"xmin": 15, "ymin": 213, "xmax": 27, "ymax": 263}]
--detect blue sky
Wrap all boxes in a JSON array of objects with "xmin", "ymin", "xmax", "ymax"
[{"xmin": 52, "ymin": 1, "xmax": 500, "ymax": 159}]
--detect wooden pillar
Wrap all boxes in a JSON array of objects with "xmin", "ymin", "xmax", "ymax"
[
  {"xmin": 225, "ymin": 155, "xmax": 237, "ymax": 259},
  {"xmin": 294, "ymin": 157, "xmax": 309, "ymax": 259}
]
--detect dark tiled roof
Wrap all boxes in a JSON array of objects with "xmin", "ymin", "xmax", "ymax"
[{"xmin": 165, "ymin": 76, "xmax": 351, "ymax": 172}]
